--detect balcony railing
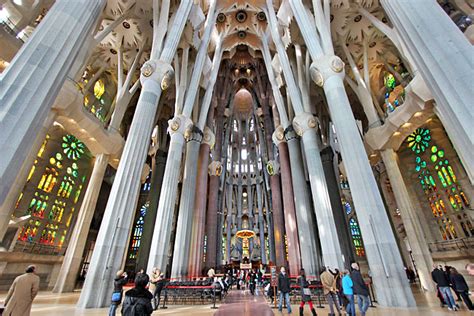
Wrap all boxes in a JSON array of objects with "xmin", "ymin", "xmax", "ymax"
[{"xmin": 428, "ymin": 237, "xmax": 474, "ymax": 253}]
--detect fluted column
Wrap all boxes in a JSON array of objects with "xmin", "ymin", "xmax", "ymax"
[
  {"xmin": 53, "ymin": 154, "xmax": 109, "ymax": 293},
  {"xmin": 380, "ymin": 149, "xmax": 434, "ymax": 292},
  {"xmin": 77, "ymin": 0, "xmax": 193, "ymax": 308},
  {"xmin": 171, "ymin": 128, "xmax": 203, "ymax": 278},
  {"xmin": 290, "ymin": 0, "xmax": 415, "ymax": 305},
  {"xmin": 381, "ymin": 0, "xmax": 473, "ymax": 183},
  {"xmin": 256, "ymin": 180, "xmax": 267, "ymax": 265},
  {"xmin": 273, "ymin": 127, "xmax": 301, "ymax": 274},
  {"xmin": 0, "ymin": 0, "xmax": 106, "ymax": 240},
  {"xmin": 188, "ymin": 128, "xmax": 214, "ymax": 276}
]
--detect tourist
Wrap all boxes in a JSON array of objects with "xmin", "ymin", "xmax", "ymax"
[
  {"xmin": 449, "ymin": 268, "xmax": 473, "ymax": 310},
  {"xmin": 208, "ymin": 266, "xmax": 216, "ymax": 280},
  {"xmin": 109, "ymin": 270, "xmax": 128, "ymax": 316},
  {"xmin": 298, "ymin": 269, "xmax": 316, "ymax": 316},
  {"xmin": 148, "ymin": 267, "xmax": 159, "ymax": 308},
  {"xmin": 122, "ymin": 273, "xmax": 154, "ymax": 316},
  {"xmin": 351, "ymin": 262, "xmax": 370, "ymax": 316},
  {"xmin": 320, "ymin": 267, "xmax": 341, "ymax": 315},
  {"xmin": 2, "ymin": 265, "xmax": 40, "ymax": 316},
  {"xmin": 342, "ymin": 270, "xmax": 355, "ymax": 316},
  {"xmin": 431, "ymin": 265, "xmax": 457, "ymax": 311},
  {"xmin": 278, "ymin": 266, "xmax": 292, "ymax": 314},
  {"xmin": 445, "ymin": 265, "xmax": 462, "ymax": 303}
]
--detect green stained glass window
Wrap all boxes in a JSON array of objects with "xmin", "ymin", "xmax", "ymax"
[
  {"xmin": 62, "ymin": 135, "xmax": 85, "ymax": 160},
  {"xmin": 407, "ymin": 128, "xmax": 431, "ymax": 154}
]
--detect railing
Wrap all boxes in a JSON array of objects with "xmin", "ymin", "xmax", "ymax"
[
  {"xmin": 15, "ymin": 241, "xmax": 66, "ymax": 256},
  {"xmin": 428, "ymin": 237, "xmax": 474, "ymax": 252},
  {"xmin": 0, "ymin": 18, "xmax": 28, "ymax": 42}
]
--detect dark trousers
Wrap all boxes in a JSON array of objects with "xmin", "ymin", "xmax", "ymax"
[{"xmin": 458, "ymin": 291, "xmax": 474, "ymax": 310}]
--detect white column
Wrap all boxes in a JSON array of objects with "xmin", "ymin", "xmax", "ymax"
[
  {"xmin": 380, "ymin": 149, "xmax": 434, "ymax": 292},
  {"xmin": 290, "ymin": 0, "xmax": 415, "ymax": 307},
  {"xmin": 53, "ymin": 153, "xmax": 109, "ymax": 293},
  {"xmin": 0, "ymin": 0, "xmax": 106, "ymax": 238},
  {"xmin": 77, "ymin": 1, "xmax": 193, "ymax": 308},
  {"xmin": 381, "ymin": 0, "xmax": 474, "ymax": 183},
  {"xmin": 170, "ymin": 128, "xmax": 202, "ymax": 278}
]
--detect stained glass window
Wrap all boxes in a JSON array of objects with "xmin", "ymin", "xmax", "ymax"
[
  {"xmin": 406, "ymin": 127, "xmax": 470, "ymax": 240},
  {"xmin": 37, "ymin": 167, "xmax": 58, "ymax": 193},
  {"xmin": 384, "ymin": 72, "xmax": 405, "ymax": 113},
  {"xmin": 128, "ymin": 201, "xmax": 149, "ymax": 259},
  {"xmin": 93, "ymin": 79, "xmax": 105, "ymax": 99},
  {"xmin": 349, "ymin": 218, "xmax": 365, "ymax": 257},
  {"xmin": 344, "ymin": 201, "xmax": 352, "ymax": 215},
  {"xmin": 18, "ymin": 220, "xmax": 41, "ymax": 242},
  {"xmin": 62, "ymin": 135, "xmax": 85, "ymax": 160}
]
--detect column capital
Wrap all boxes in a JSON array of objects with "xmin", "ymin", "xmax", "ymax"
[
  {"xmin": 140, "ymin": 59, "xmax": 174, "ymax": 90},
  {"xmin": 292, "ymin": 112, "xmax": 318, "ymax": 137},
  {"xmin": 202, "ymin": 126, "xmax": 215, "ymax": 148},
  {"xmin": 272, "ymin": 125, "xmax": 286, "ymax": 146},
  {"xmin": 208, "ymin": 160, "xmax": 223, "ymax": 176},
  {"xmin": 185, "ymin": 126, "xmax": 203, "ymax": 143},
  {"xmin": 168, "ymin": 114, "xmax": 193, "ymax": 139},
  {"xmin": 266, "ymin": 160, "xmax": 280, "ymax": 176},
  {"xmin": 309, "ymin": 55, "xmax": 345, "ymax": 87}
]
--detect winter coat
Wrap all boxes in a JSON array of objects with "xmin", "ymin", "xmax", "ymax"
[
  {"xmin": 431, "ymin": 268, "xmax": 450, "ymax": 287},
  {"xmin": 350, "ymin": 270, "xmax": 369, "ymax": 296},
  {"xmin": 111, "ymin": 275, "xmax": 128, "ymax": 305},
  {"xmin": 298, "ymin": 275, "xmax": 311, "ymax": 302},
  {"xmin": 121, "ymin": 287, "xmax": 154, "ymax": 316},
  {"xmin": 320, "ymin": 271, "xmax": 336, "ymax": 295},
  {"xmin": 278, "ymin": 272, "xmax": 291, "ymax": 293},
  {"xmin": 450, "ymin": 273, "xmax": 469, "ymax": 292},
  {"xmin": 342, "ymin": 275, "xmax": 353, "ymax": 295},
  {"xmin": 3, "ymin": 272, "xmax": 40, "ymax": 316}
]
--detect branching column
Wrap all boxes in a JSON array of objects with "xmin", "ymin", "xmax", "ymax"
[
  {"xmin": 0, "ymin": 0, "xmax": 106, "ymax": 240},
  {"xmin": 381, "ymin": 0, "xmax": 473, "ymax": 183},
  {"xmin": 290, "ymin": 0, "xmax": 415, "ymax": 306},
  {"xmin": 77, "ymin": 0, "xmax": 193, "ymax": 308}
]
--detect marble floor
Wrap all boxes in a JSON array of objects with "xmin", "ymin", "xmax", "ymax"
[{"xmin": 0, "ymin": 287, "xmax": 472, "ymax": 315}]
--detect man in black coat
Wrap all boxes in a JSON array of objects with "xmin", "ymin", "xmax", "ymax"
[
  {"xmin": 431, "ymin": 265, "xmax": 457, "ymax": 311},
  {"xmin": 122, "ymin": 273, "xmax": 154, "ymax": 316},
  {"xmin": 278, "ymin": 267, "xmax": 292, "ymax": 314},
  {"xmin": 351, "ymin": 263, "xmax": 370, "ymax": 316}
]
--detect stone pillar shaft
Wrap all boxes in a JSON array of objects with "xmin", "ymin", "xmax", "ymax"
[
  {"xmin": 380, "ymin": 149, "xmax": 434, "ymax": 292},
  {"xmin": 381, "ymin": 0, "xmax": 473, "ymax": 183},
  {"xmin": 188, "ymin": 142, "xmax": 210, "ymax": 276},
  {"xmin": 277, "ymin": 140, "xmax": 301, "ymax": 274},
  {"xmin": 171, "ymin": 133, "xmax": 201, "ymax": 278},
  {"xmin": 53, "ymin": 153, "xmax": 109, "ymax": 293},
  {"xmin": 0, "ymin": 0, "xmax": 106, "ymax": 240}
]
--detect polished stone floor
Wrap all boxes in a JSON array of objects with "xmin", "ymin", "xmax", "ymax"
[{"xmin": 0, "ymin": 287, "xmax": 472, "ymax": 315}]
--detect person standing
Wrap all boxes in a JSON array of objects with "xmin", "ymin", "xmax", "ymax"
[
  {"xmin": 278, "ymin": 267, "xmax": 292, "ymax": 314},
  {"xmin": 148, "ymin": 267, "xmax": 161, "ymax": 310},
  {"xmin": 342, "ymin": 270, "xmax": 355, "ymax": 316},
  {"xmin": 351, "ymin": 263, "xmax": 370, "ymax": 316},
  {"xmin": 449, "ymin": 268, "xmax": 473, "ymax": 310},
  {"xmin": 432, "ymin": 265, "xmax": 457, "ymax": 311},
  {"xmin": 207, "ymin": 267, "xmax": 216, "ymax": 280},
  {"xmin": 298, "ymin": 269, "xmax": 316, "ymax": 316},
  {"xmin": 2, "ymin": 265, "xmax": 40, "ymax": 316},
  {"xmin": 320, "ymin": 267, "xmax": 341, "ymax": 316},
  {"xmin": 122, "ymin": 273, "xmax": 154, "ymax": 316},
  {"xmin": 109, "ymin": 270, "xmax": 128, "ymax": 316}
]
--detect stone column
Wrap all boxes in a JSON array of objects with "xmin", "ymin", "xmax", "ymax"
[
  {"xmin": 78, "ymin": 0, "xmax": 193, "ymax": 307},
  {"xmin": 320, "ymin": 147, "xmax": 354, "ymax": 265},
  {"xmin": 188, "ymin": 128, "xmax": 213, "ymax": 276},
  {"xmin": 380, "ymin": 149, "xmax": 434, "ymax": 292},
  {"xmin": 171, "ymin": 128, "xmax": 202, "ymax": 278},
  {"xmin": 284, "ymin": 126, "xmax": 320, "ymax": 276},
  {"xmin": 256, "ymin": 181, "xmax": 267, "ymax": 265},
  {"xmin": 0, "ymin": 0, "xmax": 106, "ymax": 240},
  {"xmin": 381, "ymin": 0, "xmax": 473, "ymax": 183},
  {"xmin": 273, "ymin": 127, "xmax": 301, "ymax": 274},
  {"xmin": 53, "ymin": 153, "xmax": 109, "ymax": 293},
  {"xmin": 290, "ymin": 0, "xmax": 416, "ymax": 306}
]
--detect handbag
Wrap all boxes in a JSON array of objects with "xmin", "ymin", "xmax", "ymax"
[
  {"xmin": 111, "ymin": 292, "xmax": 121, "ymax": 302},
  {"xmin": 303, "ymin": 288, "xmax": 311, "ymax": 296}
]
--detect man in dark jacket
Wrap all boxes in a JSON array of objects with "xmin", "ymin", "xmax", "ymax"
[
  {"xmin": 278, "ymin": 267, "xmax": 292, "ymax": 314},
  {"xmin": 351, "ymin": 263, "xmax": 370, "ymax": 316},
  {"xmin": 122, "ymin": 273, "xmax": 154, "ymax": 316},
  {"xmin": 432, "ymin": 265, "xmax": 457, "ymax": 311},
  {"xmin": 450, "ymin": 268, "xmax": 473, "ymax": 310}
]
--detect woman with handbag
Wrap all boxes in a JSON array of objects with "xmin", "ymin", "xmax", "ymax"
[
  {"xmin": 109, "ymin": 270, "xmax": 128, "ymax": 316},
  {"xmin": 298, "ymin": 269, "xmax": 317, "ymax": 316}
]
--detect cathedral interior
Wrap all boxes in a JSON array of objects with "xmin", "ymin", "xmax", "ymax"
[{"xmin": 0, "ymin": 0, "xmax": 473, "ymax": 313}]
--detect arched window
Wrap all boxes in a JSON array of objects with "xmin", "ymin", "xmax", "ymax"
[{"xmin": 349, "ymin": 218, "xmax": 365, "ymax": 257}]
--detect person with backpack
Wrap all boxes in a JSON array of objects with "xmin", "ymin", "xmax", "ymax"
[
  {"xmin": 449, "ymin": 267, "xmax": 473, "ymax": 310},
  {"xmin": 298, "ymin": 269, "xmax": 317, "ymax": 316},
  {"xmin": 122, "ymin": 273, "xmax": 154, "ymax": 316}
]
